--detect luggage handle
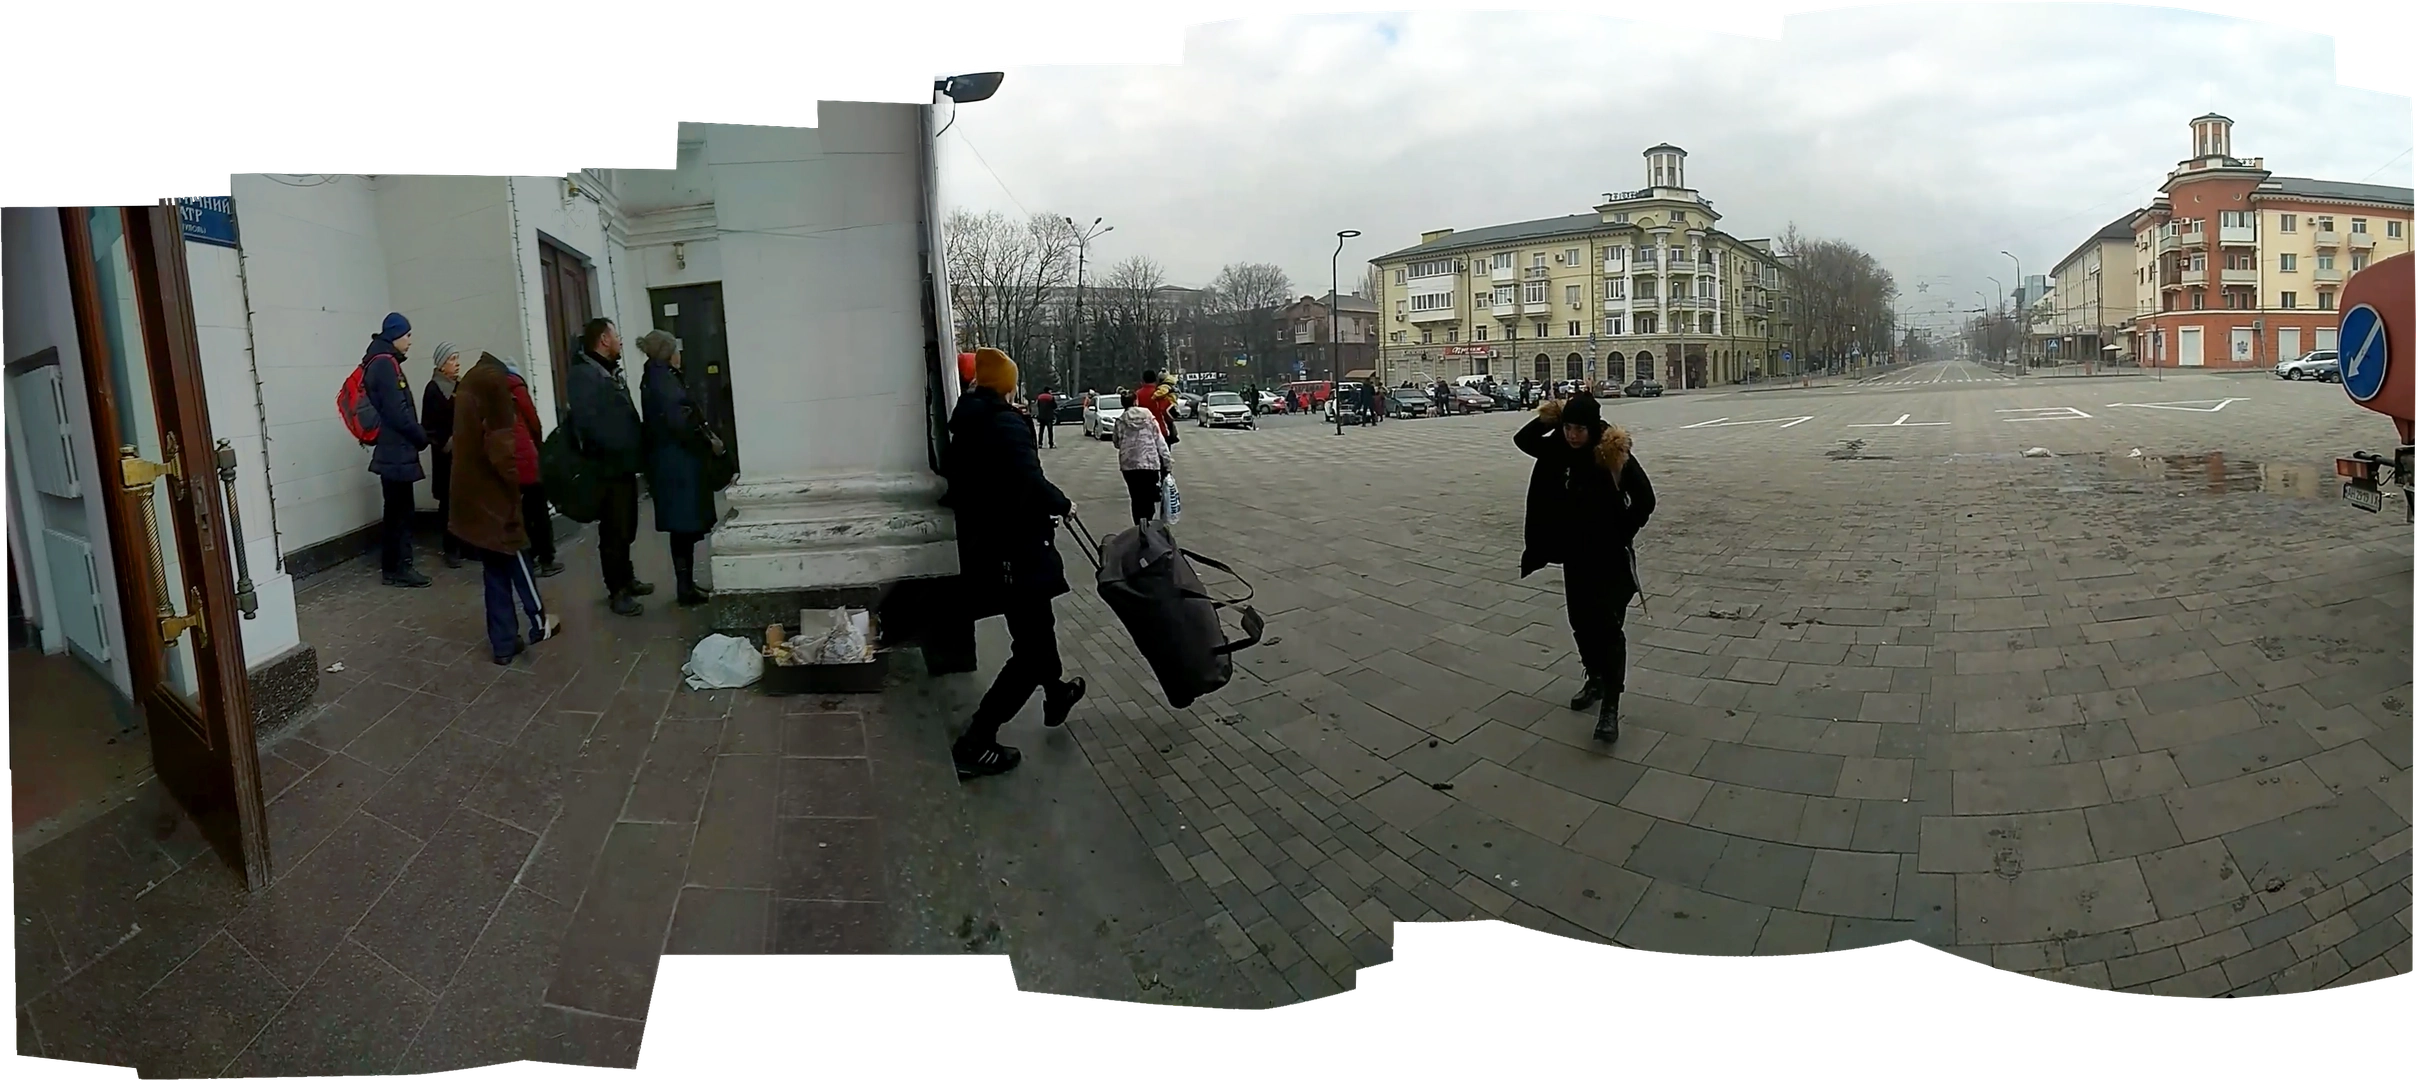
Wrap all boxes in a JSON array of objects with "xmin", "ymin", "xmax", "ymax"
[
  {"xmin": 1211, "ymin": 606, "xmax": 1265, "ymax": 656},
  {"xmin": 1061, "ymin": 512, "xmax": 1102, "ymax": 571},
  {"xmin": 1177, "ymin": 548, "xmax": 1255, "ymax": 607}
]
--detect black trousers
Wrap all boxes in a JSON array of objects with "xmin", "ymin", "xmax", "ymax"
[
  {"xmin": 669, "ymin": 530, "xmax": 707, "ymax": 590},
  {"xmin": 1038, "ymin": 414, "xmax": 1056, "ymax": 447},
  {"xmin": 380, "ymin": 478, "xmax": 416, "ymax": 573},
  {"xmin": 961, "ymin": 597, "xmax": 1063, "ymax": 749},
  {"xmin": 522, "ymin": 482, "xmax": 556, "ymax": 562},
  {"xmin": 598, "ymin": 476, "xmax": 640, "ymax": 593},
  {"xmin": 1122, "ymin": 469, "xmax": 1164, "ymax": 525},
  {"xmin": 430, "ymin": 451, "xmax": 460, "ymax": 557},
  {"xmin": 1564, "ymin": 558, "xmax": 1636, "ymax": 692}
]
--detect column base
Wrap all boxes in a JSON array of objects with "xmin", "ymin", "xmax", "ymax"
[{"xmin": 706, "ymin": 472, "xmax": 958, "ymax": 594}]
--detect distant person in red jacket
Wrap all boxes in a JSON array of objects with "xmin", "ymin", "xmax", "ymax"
[
  {"xmin": 499, "ymin": 358, "xmax": 563, "ymax": 577},
  {"xmin": 450, "ymin": 352, "xmax": 558, "ymax": 664}
]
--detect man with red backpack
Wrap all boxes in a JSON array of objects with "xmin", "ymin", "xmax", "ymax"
[{"xmin": 359, "ymin": 313, "xmax": 432, "ymax": 588}]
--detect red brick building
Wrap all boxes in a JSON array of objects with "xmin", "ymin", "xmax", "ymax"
[{"xmin": 2126, "ymin": 114, "xmax": 2412, "ymax": 370}]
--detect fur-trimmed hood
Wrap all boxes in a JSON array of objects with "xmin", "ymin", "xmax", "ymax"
[{"xmin": 1533, "ymin": 399, "xmax": 1633, "ymax": 481}]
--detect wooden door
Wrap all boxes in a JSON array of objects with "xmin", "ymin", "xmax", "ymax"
[
  {"xmin": 539, "ymin": 237, "xmax": 596, "ymax": 412},
  {"xmin": 60, "ymin": 205, "xmax": 269, "ymax": 887},
  {"xmin": 648, "ymin": 282, "xmax": 737, "ymax": 470}
]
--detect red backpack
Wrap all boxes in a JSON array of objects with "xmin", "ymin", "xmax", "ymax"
[{"xmin": 337, "ymin": 358, "xmax": 382, "ymax": 445}]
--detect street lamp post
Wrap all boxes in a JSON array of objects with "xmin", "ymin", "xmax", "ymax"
[
  {"xmin": 1332, "ymin": 229, "xmax": 1360, "ymax": 436},
  {"xmin": 1066, "ymin": 216, "xmax": 1111, "ymax": 393},
  {"xmin": 2001, "ymin": 251, "xmax": 2024, "ymax": 367}
]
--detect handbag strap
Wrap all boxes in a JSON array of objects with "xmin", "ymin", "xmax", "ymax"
[
  {"xmin": 1177, "ymin": 548, "xmax": 1255, "ymax": 607},
  {"xmin": 1211, "ymin": 606, "xmax": 1266, "ymax": 656}
]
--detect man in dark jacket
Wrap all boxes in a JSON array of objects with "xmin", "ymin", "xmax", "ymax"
[
  {"xmin": 362, "ymin": 313, "xmax": 432, "ymax": 588},
  {"xmin": 566, "ymin": 317, "xmax": 651, "ymax": 615},
  {"xmin": 938, "ymin": 347, "xmax": 1086, "ymax": 780},
  {"xmin": 1515, "ymin": 391, "xmax": 1655, "ymax": 743},
  {"xmin": 422, "ymin": 342, "xmax": 463, "ymax": 568}
]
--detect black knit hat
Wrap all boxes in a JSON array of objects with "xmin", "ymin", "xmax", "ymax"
[{"xmin": 1560, "ymin": 390, "xmax": 1603, "ymax": 431}]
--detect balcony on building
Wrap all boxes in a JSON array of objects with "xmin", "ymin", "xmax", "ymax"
[
  {"xmin": 2220, "ymin": 268, "xmax": 2258, "ymax": 286},
  {"xmin": 2176, "ymin": 224, "xmax": 2205, "ymax": 248},
  {"xmin": 1489, "ymin": 264, "xmax": 1518, "ymax": 284},
  {"xmin": 2314, "ymin": 265, "xmax": 2344, "ymax": 283},
  {"xmin": 1634, "ymin": 247, "xmax": 1658, "ymax": 268},
  {"xmin": 1406, "ymin": 305, "xmax": 1457, "ymax": 324},
  {"xmin": 2155, "ymin": 231, "xmax": 2179, "ymax": 255},
  {"xmin": 2313, "ymin": 230, "xmax": 2340, "ymax": 247},
  {"xmin": 2219, "ymin": 223, "xmax": 2257, "ymax": 246},
  {"xmin": 1601, "ymin": 254, "xmax": 1626, "ymax": 274},
  {"xmin": 1490, "ymin": 301, "xmax": 1521, "ymax": 318},
  {"xmin": 1601, "ymin": 296, "xmax": 1629, "ymax": 313},
  {"xmin": 2349, "ymin": 232, "xmax": 2377, "ymax": 250}
]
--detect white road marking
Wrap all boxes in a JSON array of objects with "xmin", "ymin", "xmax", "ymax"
[
  {"xmin": 2105, "ymin": 398, "xmax": 2246, "ymax": 413},
  {"xmin": 1682, "ymin": 416, "xmax": 1813, "ymax": 429},
  {"xmin": 1999, "ymin": 406, "xmax": 2093, "ymax": 421},
  {"xmin": 1849, "ymin": 414, "xmax": 1950, "ymax": 428}
]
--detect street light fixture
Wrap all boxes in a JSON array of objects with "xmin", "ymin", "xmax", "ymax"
[
  {"xmin": 1332, "ymin": 229, "xmax": 1361, "ymax": 436},
  {"xmin": 1066, "ymin": 216, "xmax": 1111, "ymax": 394}
]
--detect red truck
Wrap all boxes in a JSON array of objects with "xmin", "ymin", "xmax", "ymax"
[{"xmin": 2331, "ymin": 251, "xmax": 2413, "ymax": 524}]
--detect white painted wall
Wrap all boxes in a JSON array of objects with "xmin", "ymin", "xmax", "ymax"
[
  {"xmin": 504, "ymin": 175, "xmax": 627, "ymax": 419},
  {"xmin": 232, "ymin": 174, "xmax": 395, "ymax": 554},
  {"xmin": 3, "ymin": 207, "xmax": 135, "ymax": 696},
  {"xmin": 181, "ymin": 240, "xmax": 301, "ymax": 667},
  {"xmin": 374, "ymin": 173, "xmax": 521, "ymax": 441}
]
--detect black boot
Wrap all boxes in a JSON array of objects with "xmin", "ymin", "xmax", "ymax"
[
  {"xmin": 1042, "ymin": 677, "xmax": 1086, "ymax": 728},
  {"xmin": 1593, "ymin": 693, "xmax": 1621, "ymax": 744},
  {"xmin": 673, "ymin": 551, "xmax": 713, "ymax": 607},
  {"xmin": 626, "ymin": 580, "xmax": 657, "ymax": 597},
  {"xmin": 383, "ymin": 566, "xmax": 432, "ymax": 588},
  {"xmin": 1569, "ymin": 675, "xmax": 1604, "ymax": 712},
  {"xmin": 608, "ymin": 590, "xmax": 643, "ymax": 617}
]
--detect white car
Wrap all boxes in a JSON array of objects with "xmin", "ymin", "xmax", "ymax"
[
  {"xmin": 1083, "ymin": 392, "xmax": 1126, "ymax": 440},
  {"xmin": 2275, "ymin": 350, "xmax": 2339, "ymax": 381},
  {"xmin": 1197, "ymin": 391, "xmax": 1256, "ymax": 429}
]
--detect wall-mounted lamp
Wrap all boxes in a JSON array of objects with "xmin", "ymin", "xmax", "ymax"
[
  {"xmin": 935, "ymin": 71, "xmax": 1006, "ymax": 103},
  {"xmin": 674, "ymin": 241, "xmax": 687, "ymax": 270}
]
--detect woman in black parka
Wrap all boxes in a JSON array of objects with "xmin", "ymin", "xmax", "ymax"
[
  {"xmin": 636, "ymin": 330, "xmax": 721, "ymax": 606},
  {"xmin": 1515, "ymin": 391, "xmax": 1655, "ymax": 743}
]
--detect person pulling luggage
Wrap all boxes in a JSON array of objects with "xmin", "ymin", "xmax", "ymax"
[
  {"xmin": 937, "ymin": 347, "xmax": 1086, "ymax": 779},
  {"xmin": 1515, "ymin": 391, "xmax": 1655, "ymax": 744}
]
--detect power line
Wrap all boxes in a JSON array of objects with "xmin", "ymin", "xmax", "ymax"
[
  {"xmin": 951, "ymin": 129, "xmax": 1031, "ymax": 219},
  {"xmin": 2357, "ymin": 147, "xmax": 2412, "ymax": 183}
]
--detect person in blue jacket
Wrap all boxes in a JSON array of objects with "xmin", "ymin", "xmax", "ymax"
[{"xmin": 362, "ymin": 313, "xmax": 432, "ymax": 587}]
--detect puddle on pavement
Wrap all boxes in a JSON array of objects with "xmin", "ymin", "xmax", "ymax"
[{"xmin": 2091, "ymin": 450, "xmax": 2340, "ymax": 499}]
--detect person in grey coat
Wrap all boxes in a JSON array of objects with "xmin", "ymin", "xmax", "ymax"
[
  {"xmin": 362, "ymin": 312, "xmax": 432, "ymax": 587},
  {"xmin": 637, "ymin": 330, "xmax": 721, "ymax": 606},
  {"xmin": 566, "ymin": 317, "xmax": 651, "ymax": 615}
]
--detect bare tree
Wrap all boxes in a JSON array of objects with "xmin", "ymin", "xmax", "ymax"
[
  {"xmin": 1778, "ymin": 225, "xmax": 1898, "ymax": 374},
  {"xmin": 945, "ymin": 209, "xmax": 1080, "ymax": 387},
  {"xmin": 1359, "ymin": 264, "xmax": 1381, "ymax": 302},
  {"xmin": 1202, "ymin": 262, "xmax": 1294, "ymax": 385}
]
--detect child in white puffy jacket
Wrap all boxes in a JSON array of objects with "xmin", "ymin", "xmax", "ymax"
[{"xmin": 1114, "ymin": 404, "xmax": 1171, "ymax": 525}]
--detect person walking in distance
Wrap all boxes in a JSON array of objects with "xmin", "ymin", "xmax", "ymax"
[
  {"xmin": 361, "ymin": 313, "xmax": 433, "ymax": 588},
  {"xmin": 637, "ymin": 330, "xmax": 721, "ymax": 607},
  {"xmin": 1034, "ymin": 386, "xmax": 1058, "ymax": 448},
  {"xmin": 1516, "ymin": 391, "xmax": 1655, "ymax": 743},
  {"xmin": 451, "ymin": 352, "xmax": 560, "ymax": 664},
  {"xmin": 499, "ymin": 357, "xmax": 564, "ymax": 578},
  {"xmin": 422, "ymin": 342, "xmax": 465, "ymax": 568},
  {"xmin": 1114, "ymin": 392, "xmax": 1171, "ymax": 526},
  {"xmin": 567, "ymin": 317, "xmax": 650, "ymax": 615},
  {"xmin": 937, "ymin": 347, "xmax": 1085, "ymax": 779}
]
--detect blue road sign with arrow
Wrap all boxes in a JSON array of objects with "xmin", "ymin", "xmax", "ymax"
[{"xmin": 2339, "ymin": 303, "xmax": 2388, "ymax": 403}]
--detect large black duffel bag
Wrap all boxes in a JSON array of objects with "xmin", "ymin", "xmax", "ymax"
[{"xmin": 1069, "ymin": 516, "xmax": 1263, "ymax": 709}]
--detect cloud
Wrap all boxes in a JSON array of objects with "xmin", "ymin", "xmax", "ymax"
[{"xmin": 938, "ymin": 6, "xmax": 2408, "ymax": 331}]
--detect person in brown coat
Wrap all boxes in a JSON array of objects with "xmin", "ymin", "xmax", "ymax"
[{"xmin": 450, "ymin": 352, "xmax": 559, "ymax": 664}]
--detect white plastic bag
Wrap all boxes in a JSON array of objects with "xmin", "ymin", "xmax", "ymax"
[
  {"xmin": 1161, "ymin": 473, "xmax": 1183, "ymax": 526},
  {"xmin": 684, "ymin": 633, "xmax": 764, "ymax": 689}
]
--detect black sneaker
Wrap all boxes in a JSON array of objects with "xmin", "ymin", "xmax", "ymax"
[
  {"xmin": 953, "ymin": 741, "xmax": 1022, "ymax": 780},
  {"xmin": 608, "ymin": 592, "xmax": 643, "ymax": 617},
  {"xmin": 627, "ymin": 581, "xmax": 657, "ymax": 597},
  {"xmin": 1593, "ymin": 695, "xmax": 1621, "ymax": 744},
  {"xmin": 443, "ymin": 551, "xmax": 464, "ymax": 569},
  {"xmin": 1042, "ymin": 677, "xmax": 1086, "ymax": 728},
  {"xmin": 676, "ymin": 586, "xmax": 714, "ymax": 608},
  {"xmin": 533, "ymin": 559, "xmax": 566, "ymax": 578},
  {"xmin": 1569, "ymin": 676, "xmax": 1604, "ymax": 712},
  {"xmin": 529, "ymin": 614, "xmax": 563, "ymax": 643},
  {"xmin": 493, "ymin": 646, "xmax": 520, "ymax": 666},
  {"xmin": 383, "ymin": 569, "xmax": 433, "ymax": 589}
]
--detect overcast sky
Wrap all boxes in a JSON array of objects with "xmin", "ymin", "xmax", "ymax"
[{"xmin": 937, "ymin": 4, "xmax": 2410, "ymax": 336}]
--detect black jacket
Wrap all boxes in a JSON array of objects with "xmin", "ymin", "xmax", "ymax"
[
  {"xmin": 361, "ymin": 338, "xmax": 427, "ymax": 482},
  {"xmin": 567, "ymin": 350, "xmax": 644, "ymax": 478},
  {"xmin": 641, "ymin": 358, "xmax": 716, "ymax": 535},
  {"xmin": 940, "ymin": 386, "xmax": 1072, "ymax": 611},
  {"xmin": 422, "ymin": 377, "xmax": 457, "ymax": 456},
  {"xmin": 1515, "ymin": 400, "xmax": 1655, "ymax": 578}
]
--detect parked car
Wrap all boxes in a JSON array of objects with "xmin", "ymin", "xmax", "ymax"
[
  {"xmin": 2276, "ymin": 350, "xmax": 2340, "ymax": 381},
  {"xmin": 1324, "ymin": 381, "xmax": 1371, "ymax": 424},
  {"xmin": 1448, "ymin": 385, "xmax": 1498, "ymax": 413},
  {"xmin": 1198, "ymin": 391, "xmax": 1256, "ymax": 429},
  {"xmin": 1386, "ymin": 391, "xmax": 1433, "ymax": 419},
  {"xmin": 1083, "ymin": 392, "xmax": 1127, "ymax": 439},
  {"xmin": 1624, "ymin": 377, "xmax": 1664, "ymax": 398},
  {"xmin": 1173, "ymin": 391, "xmax": 1203, "ymax": 419},
  {"xmin": 1257, "ymin": 390, "xmax": 1289, "ymax": 413}
]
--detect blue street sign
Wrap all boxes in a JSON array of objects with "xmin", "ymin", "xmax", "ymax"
[
  {"xmin": 1781, "ymin": 349, "xmax": 1792, "ymax": 362},
  {"xmin": 2340, "ymin": 303, "xmax": 2388, "ymax": 403},
  {"xmin": 175, "ymin": 197, "xmax": 239, "ymax": 248}
]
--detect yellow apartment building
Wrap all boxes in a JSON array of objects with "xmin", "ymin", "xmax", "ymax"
[
  {"xmin": 2044, "ymin": 212, "xmax": 2141, "ymax": 365},
  {"xmin": 1367, "ymin": 145, "xmax": 1795, "ymax": 390},
  {"xmin": 2124, "ymin": 114, "xmax": 2412, "ymax": 369}
]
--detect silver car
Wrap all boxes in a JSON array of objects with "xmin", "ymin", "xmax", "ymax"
[
  {"xmin": 1197, "ymin": 391, "xmax": 1256, "ymax": 429},
  {"xmin": 2276, "ymin": 350, "xmax": 2339, "ymax": 381}
]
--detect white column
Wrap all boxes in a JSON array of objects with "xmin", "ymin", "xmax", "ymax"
[{"xmin": 698, "ymin": 104, "xmax": 958, "ymax": 594}]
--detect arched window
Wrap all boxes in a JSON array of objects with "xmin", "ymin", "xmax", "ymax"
[
  {"xmin": 1567, "ymin": 353, "xmax": 1584, "ymax": 380},
  {"xmin": 1534, "ymin": 355, "xmax": 1551, "ymax": 382},
  {"xmin": 1607, "ymin": 353, "xmax": 1628, "ymax": 383}
]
